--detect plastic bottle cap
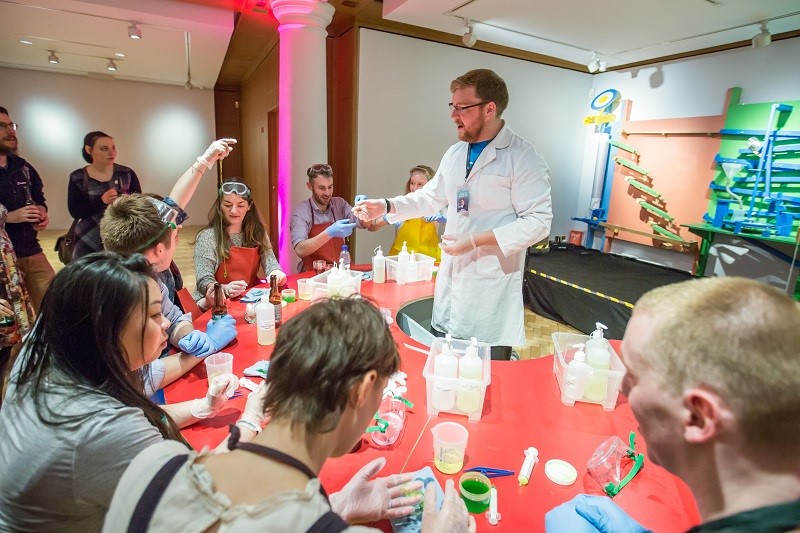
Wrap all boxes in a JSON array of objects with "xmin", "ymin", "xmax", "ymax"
[{"xmin": 544, "ymin": 459, "xmax": 577, "ymax": 486}]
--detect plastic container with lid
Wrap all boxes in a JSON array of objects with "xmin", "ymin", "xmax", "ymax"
[
  {"xmin": 385, "ymin": 252, "xmax": 435, "ymax": 284},
  {"xmin": 307, "ymin": 265, "xmax": 362, "ymax": 300}
]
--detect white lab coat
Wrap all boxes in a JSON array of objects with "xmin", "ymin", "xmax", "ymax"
[{"xmin": 389, "ymin": 123, "xmax": 552, "ymax": 346}]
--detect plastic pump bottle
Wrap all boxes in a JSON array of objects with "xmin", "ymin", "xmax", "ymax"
[
  {"xmin": 373, "ymin": 246, "xmax": 386, "ymax": 284},
  {"xmin": 327, "ymin": 261, "xmax": 343, "ymax": 296},
  {"xmin": 564, "ymin": 344, "xmax": 590, "ymax": 402},
  {"xmin": 256, "ymin": 295, "xmax": 275, "ymax": 346},
  {"xmin": 584, "ymin": 324, "xmax": 611, "ymax": 402},
  {"xmin": 339, "ymin": 245, "xmax": 351, "ymax": 271},
  {"xmin": 432, "ymin": 334, "xmax": 458, "ymax": 411},
  {"xmin": 397, "ymin": 242, "xmax": 410, "ymax": 285},
  {"xmin": 406, "ymin": 249, "xmax": 417, "ymax": 283},
  {"xmin": 456, "ymin": 337, "xmax": 483, "ymax": 413}
]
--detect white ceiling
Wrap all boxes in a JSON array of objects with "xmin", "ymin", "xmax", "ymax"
[
  {"xmin": 383, "ymin": 0, "xmax": 800, "ymax": 69},
  {"xmin": 1, "ymin": 0, "xmax": 234, "ymax": 89}
]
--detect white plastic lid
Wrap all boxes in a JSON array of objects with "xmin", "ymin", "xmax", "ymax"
[{"xmin": 545, "ymin": 459, "xmax": 578, "ymax": 486}]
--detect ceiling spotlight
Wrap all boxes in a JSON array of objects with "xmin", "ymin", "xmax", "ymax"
[
  {"xmin": 587, "ymin": 52, "xmax": 600, "ymax": 73},
  {"xmin": 598, "ymin": 61, "xmax": 607, "ymax": 73},
  {"xmin": 47, "ymin": 50, "xmax": 59, "ymax": 64},
  {"xmin": 19, "ymin": 39, "xmax": 33, "ymax": 45},
  {"xmin": 106, "ymin": 58, "xmax": 118, "ymax": 71},
  {"xmin": 752, "ymin": 21, "xmax": 771, "ymax": 48},
  {"xmin": 115, "ymin": 52, "xmax": 125, "ymax": 58},
  {"xmin": 128, "ymin": 22, "xmax": 142, "ymax": 40},
  {"xmin": 462, "ymin": 19, "xmax": 477, "ymax": 48}
]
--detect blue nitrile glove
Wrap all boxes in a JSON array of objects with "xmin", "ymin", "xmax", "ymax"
[
  {"xmin": 354, "ymin": 194, "xmax": 368, "ymax": 204},
  {"xmin": 178, "ymin": 330, "xmax": 215, "ymax": 357},
  {"xmin": 545, "ymin": 495, "xmax": 605, "ymax": 533},
  {"xmin": 203, "ymin": 315, "xmax": 237, "ymax": 354},
  {"xmin": 383, "ymin": 214, "xmax": 401, "ymax": 229},
  {"xmin": 424, "ymin": 213, "xmax": 447, "ymax": 224},
  {"xmin": 574, "ymin": 494, "xmax": 651, "ymax": 533},
  {"xmin": 326, "ymin": 219, "xmax": 357, "ymax": 238}
]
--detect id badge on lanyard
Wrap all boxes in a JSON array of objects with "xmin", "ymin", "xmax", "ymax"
[{"xmin": 456, "ymin": 185, "xmax": 470, "ymax": 215}]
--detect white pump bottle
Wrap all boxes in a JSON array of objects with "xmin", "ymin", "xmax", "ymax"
[{"xmin": 432, "ymin": 333, "xmax": 458, "ymax": 411}]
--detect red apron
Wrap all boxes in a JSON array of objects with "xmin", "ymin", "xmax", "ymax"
[
  {"xmin": 301, "ymin": 199, "xmax": 344, "ymax": 272},
  {"xmin": 215, "ymin": 245, "xmax": 261, "ymax": 287}
]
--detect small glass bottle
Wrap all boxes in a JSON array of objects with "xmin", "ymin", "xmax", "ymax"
[
  {"xmin": 269, "ymin": 275, "xmax": 282, "ymax": 327},
  {"xmin": 212, "ymin": 282, "xmax": 227, "ymax": 320}
]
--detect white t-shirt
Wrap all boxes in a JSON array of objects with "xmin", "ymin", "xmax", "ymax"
[{"xmin": 0, "ymin": 368, "xmax": 165, "ymax": 532}]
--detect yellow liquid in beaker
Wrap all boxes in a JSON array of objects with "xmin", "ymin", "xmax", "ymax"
[{"xmin": 434, "ymin": 448, "xmax": 464, "ymax": 474}]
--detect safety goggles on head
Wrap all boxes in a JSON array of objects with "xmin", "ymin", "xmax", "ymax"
[
  {"xmin": 220, "ymin": 181, "xmax": 251, "ymax": 197},
  {"xmin": 307, "ymin": 163, "xmax": 333, "ymax": 178},
  {"xmin": 138, "ymin": 198, "xmax": 180, "ymax": 251}
]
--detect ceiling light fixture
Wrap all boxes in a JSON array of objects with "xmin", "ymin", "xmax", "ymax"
[
  {"xmin": 106, "ymin": 58, "xmax": 117, "ymax": 71},
  {"xmin": 47, "ymin": 50, "xmax": 59, "ymax": 64},
  {"xmin": 587, "ymin": 52, "xmax": 600, "ymax": 73},
  {"xmin": 115, "ymin": 52, "xmax": 125, "ymax": 58},
  {"xmin": 462, "ymin": 19, "xmax": 477, "ymax": 48},
  {"xmin": 752, "ymin": 21, "xmax": 771, "ymax": 48},
  {"xmin": 19, "ymin": 39, "xmax": 33, "ymax": 45},
  {"xmin": 598, "ymin": 61, "xmax": 607, "ymax": 73},
  {"xmin": 128, "ymin": 22, "xmax": 142, "ymax": 40}
]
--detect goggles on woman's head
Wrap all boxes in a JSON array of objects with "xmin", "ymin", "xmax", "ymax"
[{"xmin": 220, "ymin": 181, "xmax": 251, "ymax": 197}]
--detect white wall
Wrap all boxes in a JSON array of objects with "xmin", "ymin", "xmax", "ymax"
[
  {"xmin": 355, "ymin": 28, "xmax": 592, "ymax": 263},
  {"xmin": 1, "ymin": 67, "xmax": 217, "ymax": 229}
]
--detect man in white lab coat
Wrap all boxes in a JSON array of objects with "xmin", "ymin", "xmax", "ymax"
[{"xmin": 354, "ymin": 69, "xmax": 552, "ymax": 359}]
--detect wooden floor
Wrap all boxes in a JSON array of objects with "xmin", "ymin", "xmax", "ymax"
[{"xmin": 38, "ymin": 226, "xmax": 578, "ymax": 359}]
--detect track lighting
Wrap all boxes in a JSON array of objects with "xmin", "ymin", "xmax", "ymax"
[
  {"xmin": 598, "ymin": 61, "xmax": 607, "ymax": 73},
  {"xmin": 128, "ymin": 22, "xmax": 142, "ymax": 40},
  {"xmin": 752, "ymin": 21, "xmax": 771, "ymax": 48},
  {"xmin": 106, "ymin": 58, "xmax": 118, "ymax": 71},
  {"xmin": 47, "ymin": 50, "xmax": 59, "ymax": 64},
  {"xmin": 462, "ymin": 19, "xmax": 477, "ymax": 48},
  {"xmin": 587, "ymin": 52, "xmax": 600, "ymax": 73}
]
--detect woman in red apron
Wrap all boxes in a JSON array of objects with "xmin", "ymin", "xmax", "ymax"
[{"xmin": 194, "ymin": 179, "xmax": 285, "ymax": 304}]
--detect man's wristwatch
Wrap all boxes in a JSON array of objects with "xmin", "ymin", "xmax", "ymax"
[{"xmin": 384, "ymin": 198, "xmax": 391, "ymax": 214}]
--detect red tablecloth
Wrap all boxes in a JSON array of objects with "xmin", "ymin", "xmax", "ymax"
[{"xmin": 165, "ymin": 273, "xmax": 700, "ymax": 532}]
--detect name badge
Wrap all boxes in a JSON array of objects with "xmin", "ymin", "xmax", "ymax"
[{"xmin": 456, "ymin": 186, "xmax": 470, "ymax": 214}]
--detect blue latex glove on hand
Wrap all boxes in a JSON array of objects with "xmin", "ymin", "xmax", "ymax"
[
  {"xmin": 178, "ymin": 315, "xmax": 237, "ymax": 357},
  {"xmin": 424, "ymin": 213, "xmax": 447, "ymax": 224},
  {"xmin": 545, "ymin": 495, "xmax": 651, "ymax": 533},
  {"xmin": 575, "ymin": 495, "xmax": 651, "ymax": 533},
  {"xmin": 354, "ymin": 194, "xmax": 368, "ymax": 204},
  {"xmin": 383, "ymin": 214, "xmax": 401, "ymax": 229},
  {"xmin": 178, "ymin": 330, "xmax": 214, "ymax": 357},
  {"xmin": 326, "ymin": 219, "xmax": 357, "ymax": 239}
]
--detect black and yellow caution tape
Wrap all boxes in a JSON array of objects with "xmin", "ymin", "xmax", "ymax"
[{"xmin": 528, "ymin": 269, "xmax": 635, "ymax": 309}]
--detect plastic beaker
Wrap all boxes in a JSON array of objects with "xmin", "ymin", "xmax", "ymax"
[
  {"xmin": 297, "ymin": 279, "xmax": 311, "ymax": 301},
  {"xmin": 431, "ymin": 421, "xmax": 468, "ymax": 474},
  {"xmin": 371, "ymin": 395, "xmax": 406, "ymax": 447},
  {"xmin": 459, "ymin": 471, "xmax": 491, "ymax": 513},
  {"xmin": 587, "ymin": 436, "xmax": 634, "ymax": 490},
  {"xmin": 204, "ymin": 352, "xmax": 233, "ymax": 384}
]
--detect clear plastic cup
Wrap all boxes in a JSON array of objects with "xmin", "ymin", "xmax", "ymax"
[
  {"xmin": 371, "ymin": 395, "xmax": 406, "ymax": 447},
  {"xmin": 297, "ymin": 279, "xmax": 311, "ymax": 301},
  {"xmin": 312, "ymin": 260, "xmax": 327, "ymax": 274},
  {"xmin": 587, "ymin": 436, "xmax": 634, "ymax": 490},
  {"xmin": 204, "ymin": 352, "xmax": 234, "ymax": 384},
  {"xmin": 431, "ymin": 421, "xmax": 468, "ymax": 474}
]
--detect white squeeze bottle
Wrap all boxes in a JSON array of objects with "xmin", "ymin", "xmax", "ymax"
[
  {"xmin": 327, "ymin": 261, "xmax": 343, "ymax": 297},
  {"xmin": 373, "ymin": 246, "xmax": 386, "ymax": 284},
  {"xmin": 256, "ymin": 295, "xmax": 275, "ymax": 346},
  {"xmin": 432, "ymin": 334, "xmax": 458, "ymax": 411},
  {"xmin": 456, "ymin": 337, "xmax": 483, "ymax": 413},
  {"xmin": 397, "ymin": 242, "xmax": 410, "ymax": 285},
  {"xmin": 584, "ymin": 326, "xmax": 611, "ymax": 402},
  {"xmin": 564, "ymin": 344, "xmax": 590, "ymax": 402},
  {"xmin": 406, "ymin": 250, "xmax": 417, "ymax": 283}
]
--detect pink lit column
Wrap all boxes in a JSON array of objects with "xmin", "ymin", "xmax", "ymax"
[{"xmin": 270, "ymin": 0, "xmax": 335, "ymax": 273}]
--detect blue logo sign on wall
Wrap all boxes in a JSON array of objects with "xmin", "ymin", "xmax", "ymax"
[{"xmin": 590, "ymin": 89, "xmax": 620, "ymax": 111}]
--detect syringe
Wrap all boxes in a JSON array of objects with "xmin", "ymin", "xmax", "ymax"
[{"xmin": 518, "ymin": 447, "xmax": 539, "ymax": 486}]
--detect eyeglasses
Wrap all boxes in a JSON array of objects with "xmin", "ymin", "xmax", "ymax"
[
  {"xmin": 220, "ymin": 181, "xmax": 251, "ymax": 197},
  {"xmin": 448, "ymin": 102, "xmax": 487, "ymax": 115},
  {"xmin": 307, "ymin": 163, "xmax": 333, "ymax": 178},
  {"xmin": 0, "ymin": 122, "xmax": 18, "ymax": 131}
]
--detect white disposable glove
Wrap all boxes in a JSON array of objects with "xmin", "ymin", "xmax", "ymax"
[
  {"xmin": 191, "ymin": 373, "xmax": 239, "ymax": 419},
  {"xmin": 267, "ymin": 269, "xmax": 287, "ymax": 286},
  {"xmin": 196, "ymin": 138, "xmax": 237, "ymax": 169},
  {"xmin": 225, "ymin": 280, "xmax": 248, "ymax": 298},
  {"xmin": 237, "ymin": 381, "xmax": 269, "ymax": 430},
  {"xmin": 421, "ymin": 479, "xmax": 476, "ymax": 533},
  {"xmin": 329, "ymin": 457, "xmax": 424, "ymax": 523}
]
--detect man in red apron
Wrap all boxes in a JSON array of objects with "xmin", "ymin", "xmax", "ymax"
[{"xmin": 290, "ymin": 163, "xmax": 375, "ymax": 272}]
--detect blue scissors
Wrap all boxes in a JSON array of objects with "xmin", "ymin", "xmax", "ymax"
[{"xmin": 465, "ymin": 466, "xmax": 515, "ymax": 478}]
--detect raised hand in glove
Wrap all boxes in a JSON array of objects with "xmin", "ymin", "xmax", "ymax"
[
  {"xmin": 325, "ymin": 219, "xmax": 357, "ymax": 239},
  {"xmin": 191, "ymin": 373, "xmax": 239, "ymax": 419},
  {"xmin": 197, "ymin": 138, "xmax": 237, "ymax": 169},
  {"xmin": 329, "ymin": 456, "xmax": 424, "ymax": 523}
]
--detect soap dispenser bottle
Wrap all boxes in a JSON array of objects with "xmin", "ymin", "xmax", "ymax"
[
  {"xmin": 373, "ymin": 246, "xmax": 386, "ymax": 284},
  {"xmin": 456, "ymin": 337, "xmax": 483, "ymax": 413},
  {"xmin": 397, "ymin": 242, "xmax": 410, "ymax": 285},
  {"xmin": 432, "ymin": 333, "xmax": 458, "ymax": 411},
  {"xmin": 564, "ymin": 343, "xmax": 590, "ymax": 402},
  {"xmin": 584, "ymin": 324, "xmax": 611, "ymax": 402}
]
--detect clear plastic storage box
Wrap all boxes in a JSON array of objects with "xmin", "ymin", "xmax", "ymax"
[
  {"xmin": 422, "ymin": 337, "xmax": 491, "ymax": 422},
  {"xmin": 552, "ymin": 332, "xmax": 627, "ymax": 411},
  {"xmin": 385, "ymin": 253, "xmax": 436, "ymax": 283},
  {"xmin": 307, "ymin": 269, "xmax": 362, "ymax": 300}
]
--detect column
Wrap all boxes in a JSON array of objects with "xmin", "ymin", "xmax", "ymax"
[{"xmin": 270, "ymin": 0, "xmax": 335, "ymax": 273}]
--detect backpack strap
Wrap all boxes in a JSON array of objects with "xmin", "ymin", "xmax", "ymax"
[
  {"xmin": 126, "ymin": 454, "xmax": 190, "ymax": 533},
  {"xmin": 306, "ymin": 510, "xmax": 350, "ymax": 533}
]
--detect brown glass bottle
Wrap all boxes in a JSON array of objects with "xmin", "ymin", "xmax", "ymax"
[
  {"xmin": 269, "ymin": 275, "xmax": 282, "ymax": 327},
  {"xmin": 212, "ymin": 282, "xmax": 227, "ymax": 319}
]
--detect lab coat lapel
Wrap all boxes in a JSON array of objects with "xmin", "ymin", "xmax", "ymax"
[{"xmin": 465, "ymin": 124, "xmax": 513, "ymax": 181}]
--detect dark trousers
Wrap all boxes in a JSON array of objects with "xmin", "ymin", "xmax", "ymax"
[{"xmin": 430, "ymin": 326, "xmax": 512, "ymax": 361}]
